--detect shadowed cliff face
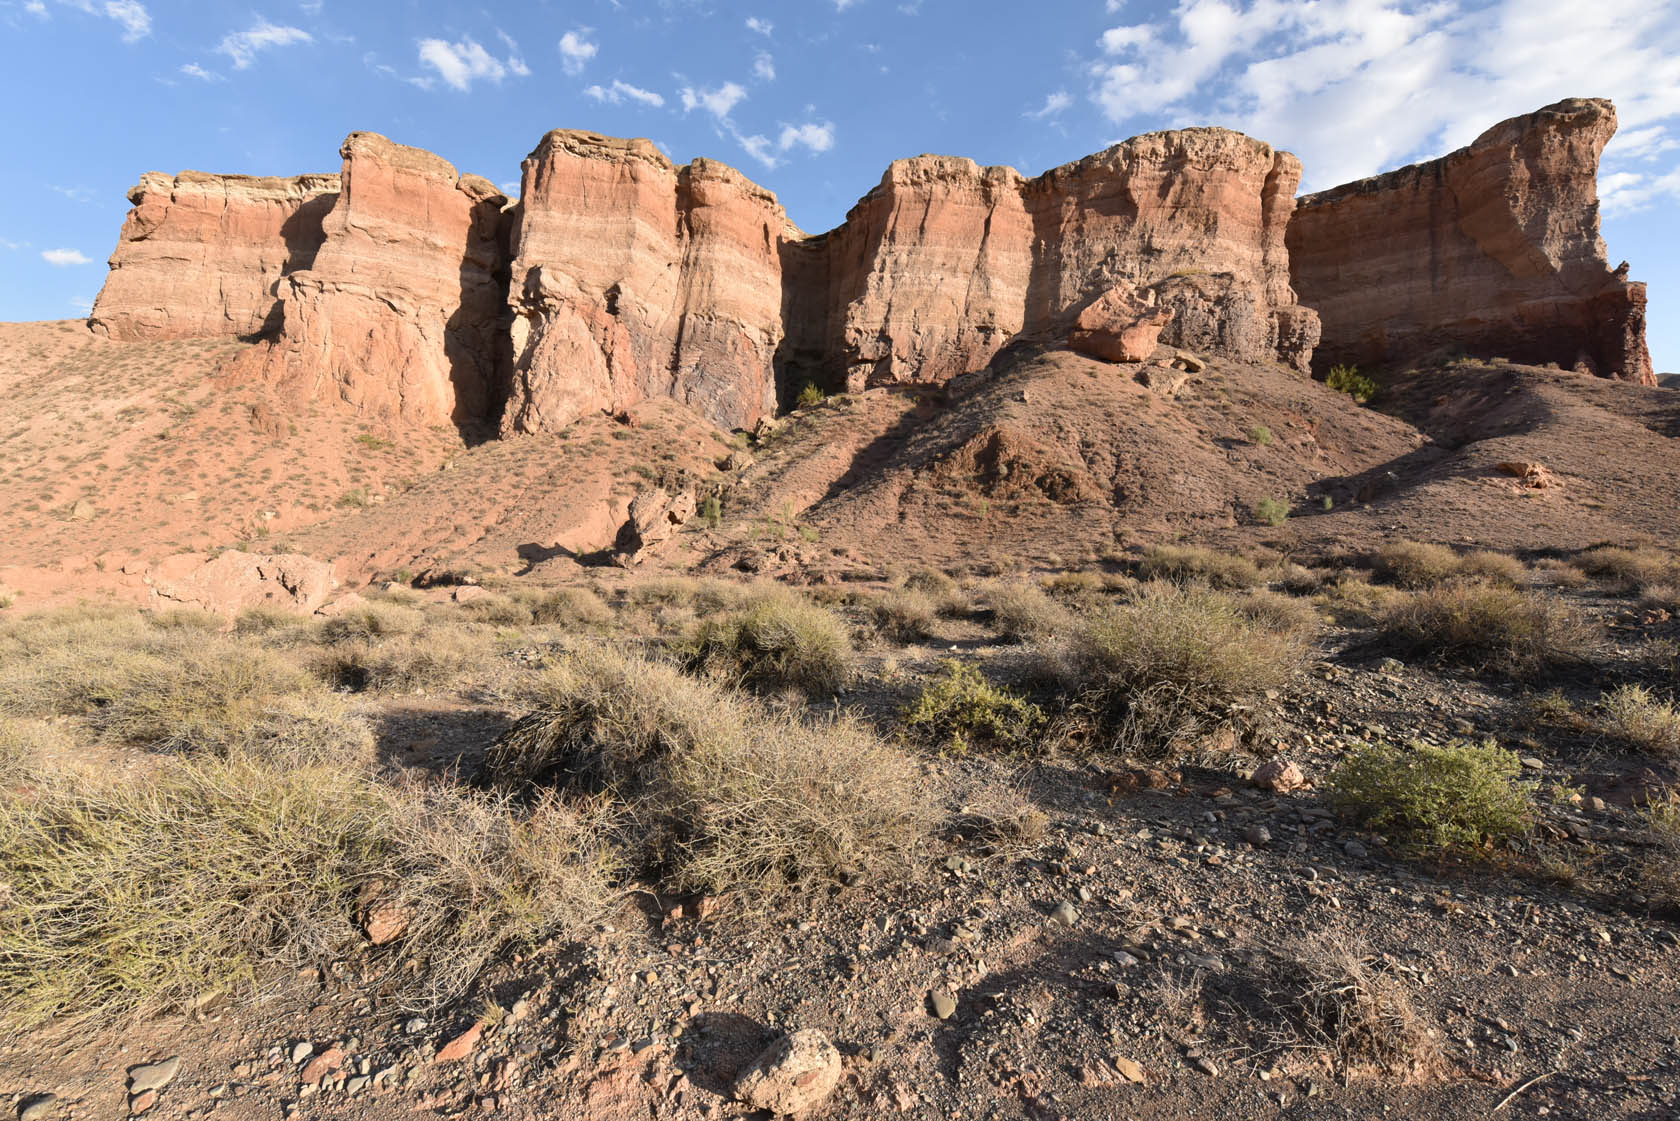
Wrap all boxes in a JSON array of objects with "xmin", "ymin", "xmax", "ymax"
[
  {"xmin": 87, "ymin": 99, "xmax": 1655, "ymax": 437},
  {"xmin": 1288, "ymin": 98, "xmax": 1654, "ymax": 386}
]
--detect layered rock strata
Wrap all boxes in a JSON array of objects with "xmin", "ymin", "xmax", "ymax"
[
  {"xmin": 501, "ymin": 132, "xmax": 794, "ymax": 434},
  {"xmin": 246, "ymin": 132, "xmax": 513, "ymax": 427},
  {"xmin": 1289, "ymin": 98, "xmax": 1654, "ymax": 384},
  {"xmin": 88, "ymin": 171, "xmax": 339, "ymax": 340}
]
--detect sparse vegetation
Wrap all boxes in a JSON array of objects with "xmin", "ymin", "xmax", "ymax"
[
  {"xmin": 902, "ymin": 660, "xmax": 1046, "ymax": 754},
  {"xmin": 1330, "ymin": 739, "xmax": 1533, "ymax": 853},
  {"xmin": 1377, "ymin": 583, "xmax": 1592, "ymax": 676},
  {"xmin": 1254, "ymin": 497, "xmax": 1289, "ymax": 526},
  {"xmin": 688, "ymin": 586, "xmax": 854, "ymax": 694},
  {"xmin": 1371, "ymin": 541, "xmax": 1524, "ymax": 588},
  {"xmin": 868, "ymin": 585, "xmax": 938, "ymax": 643},
  {"xmin": 1250, "ymin": 425, "xmax": 1273, "ymax": 446},
  {"xmin": 1265, "ymin": 938, "xmax": 1440, "ymax": 1079},
  {"xmin": 1135, "ymin": 544, "xmax": 1263, "ymax": 589},
  {"xmin": 795, "ymin": 382, "xmax": 826, "ymax": 409},
  {"xmin": 1596, "ymin": 685, "xmax": 1680, "ymax": 755},
  {"xmin": 1571, "ymin": 544, "xmax": 1679, "ymax": 592},
  {"xmin": 984, "ymin": 579, "xmax": 1072, "ymax": 642},
  {"xmin": 1326, "ymin": 363, "xmax": 1378, "ymax": 404}
]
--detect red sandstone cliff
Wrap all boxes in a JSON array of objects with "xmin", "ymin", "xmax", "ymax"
[
  {"xmin": 88, "ymin": 171, "xmax": 338, "ymax": 341},
  {"xmin": 1288, "ymin": 98, "xmax": 1653, "ymax": 385},
  {"xmin": 243, "ymin": 132, "xmax": 512, "ymax": 428},
  {"xmin": 500, "ymin": 132, "xmax": 793, "ymax": 435}
]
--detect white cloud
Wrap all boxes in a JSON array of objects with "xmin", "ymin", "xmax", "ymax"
[
  {"xmin": 498, "ymin": 30, "xmax": 530, "ymax": 77},
  {"xmin": 42, "ymin": 248, "xmax": 92, "ymax": 266},
  {"xmin": 746, "ymin": 16, "xmax": 772, "ymax": 36},
  {"xmin": 753, "ymin": 51, "xmax": 775, "ymax": 81},
  {"xmin": 779, "ymin": 121, "xmax": 834, "ymax": 153},
  {"xmin": 1600, "ymin": 165, "xmax": 1680, "ymax": 215},
  {"xmin": 418, "ymin": 36, "xmax": 507, "ymax": 91},
  {"xmin": 25, "ymin": 1, "xmax": 48, "ymax": 16},
  {"xmin": 179, "ymin": 62, "xmax": 223, "ymax": 81},
  {"xmin": 584, "ymin": 79, "xmax": 665, "ymax": 108},
  {"xmin": 0, "ymin": 238, "xmax": 27, "ymax": 250},
  {"xmin": 835, "ymin": 0, "xmax": 860, "ymax": 9},
  {"xmin": 738, "ymin": 134, "xmax": 778, "ymax": 167},
  {"xmin": 559, "ymin": 28, "xmax": 597, "ymax": 75},
  {"xmin": 1088, "ymin": 0, "xmax": 1680, "ymax": 195},
  {"xmin": 217, "ymin": 19, "xmax": 312, "ymax": 69},
  {"xmin": 680, "ymin": 81, "xmax": 747, "ymax": 120},
  {"xmin": 49, "ymin": 184, "xmax": 94, "ymax": 203},
  {"xmin": 103, "ymin": 0, "xmax": 147, "ymax": 40},
  {"xmin": 1026, "ymin": 90, "xmax": 1073, "ymax": 119},
  {"xmin": 1608, "ymin": 125, "xmax": 1679, "ymax": 161}
]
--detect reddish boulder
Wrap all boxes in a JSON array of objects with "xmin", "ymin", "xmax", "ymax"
[
  {"xmin": 149, "ymin": 550, "xmax": 336, "ymax": 616},
  {"xmin": 1069, "ymin": 289, "xmax": 1175, "ymax": 363}
]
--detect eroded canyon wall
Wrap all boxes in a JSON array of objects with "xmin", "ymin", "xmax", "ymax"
[
  {"xmin": 88, "ymin": 171, "xmax": 339, "ymax": 341},
  {"xmin": 1288, "ymin": 98, "xmax": 1654, "ymax": 385}
]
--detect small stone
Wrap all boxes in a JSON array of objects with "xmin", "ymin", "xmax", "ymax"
[
  {"xmin": 128, "ymin": 1091, "xmax": 157, "ymax": 1116},
  {"xmin": 1343, "ymin": 840, "xmax": 1368, "ymax": 859},
  {"xmin": 1049, "ymin": 901, "xmax": 1079, "ymax": 927},
  {"xmin": 403, "ymin": 1018, "xmax": 427, "ymax": 1035},
  {"xmin": 1244, "ymin": 825, "xmax": 1271, "ymax": 846},
  {"xmin": 289, "ymin": 1042, "xmax": 313, "ymax": 1065},
  {"xmin": 1520, "ymin": 757, "xmax": 1546, "ymax": 771},
  {"xmin": 1113, "ymin": 1056, "xmax": 1146, "ymax": 1084},
  {"xmin": 1195, "ymin": 1056, "xmax": 1220, "ymax": 1076},
  {"xmin": 128, "ymin": 1057, "xmax": 181, "ymax": 1095},
  {"xmin": 298, "ymin": 1047, "xmax": 344, "ymax": 1086},
  {"xmin": 1250, "ymin": 759, "xmax": 1305, "ymax": 793},
  {"xmin": 435, "ymin": 1021, "xmax": 485, "ymax": 1064},
  {"xmin": 346, "ymin": 1076, "xmax": 369, "ymax": 1095},
  {"xmin": 17, "ymin": 1094, "xmax": 57, "ymax": 1121},
  {"xmin": 733, "ymin": 1029, "xmax": 842, "ymax": 1116},
  {"xmin": 928, "ymin": 989, "xmax": 957, "ymax": 1020}
]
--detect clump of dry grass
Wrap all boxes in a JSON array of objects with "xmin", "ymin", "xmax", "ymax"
[
  {"xmin": 313, "ymin": 626, "xmax": 494, "ymax": 694},
  {"xmin": 517, "ymin": 585, "xmax": 613, "ymax": 627},
  {"xmin": 1039, "ymin": 582, "xmax": 1311, "ymax": 757},
  {"xmin": 1135, "ymin": 544, "xmax": 1263, "ymax": 589},
  {"xmin": 1370, "ymin": 541, "xmax": 1524, "ymax": 588},
  {"xmin": 0, "ymin": 754, "xmax": 616, "ymax": 1028},
  {"xmin": 983, "ymin": 579, "xmax": 1072, "ymax": 642},
  {"xmin": 687, "ymin": 586, "xmax": 854, "ymax": 694},
  {"xmin": 1571, "ymin": 545, "xmax": 1680, "ymax": 593},
  {"xmin": 866, "ymin": 586, "xmax": 938, "ymax": 643},
  {"xmin": 1377, "ymin": 583, "xmax": 1594, "ymax": 676},
  {"xmin": 481, "ymin": 645, "xmax": 927, "ymax": 901},
  {"xmin": 1645, "ymin": 793, "xmax": 1680, "ymax": 909},
  {"xmin": 902, "ymin": 568, "xmax": 970, "ymax": 617},
  {"xmin": 1264, "ymin": 938, "xmax": 1441, "ymax": 1080},
  {"xmin": 1597, "ymin": 685, "xmax": 1680, "ymax": 755},
  {"xmin": 0, "ymin": 717, "xmax": 75, "ymax": 785},
  {"xmin": 317, "ymin": 601, "xmax": 426, "ymax": 644}
]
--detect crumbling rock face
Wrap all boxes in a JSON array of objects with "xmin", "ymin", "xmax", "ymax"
[
  {"xmin": 813, "ymin": 131, "xmax": 1318, "ymax": 391},
  {"xmin": 89, "ymin": 171, "xmax": 339, "ymax": 341},
  {"xmin": 1069, "ymin": 288, "xmax": 1175, "ymax": 363},
  {"xmin": 1289, "ymin": 98, "xmax": 1654, "ymax": 385},
  {"xmin": 242, "ymin": 132, "xmax": 513, "ymax": 428},
  {"xmin": 501, "ymin": 131, "xmax": 793, "ymax": 435}
]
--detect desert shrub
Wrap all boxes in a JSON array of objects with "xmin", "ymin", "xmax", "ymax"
[
  {"xmin": 1644, "ymin": 794, "xmax": 1680, "ymax": 908},
  {"xmin": 868, "ymin": 586, "xmax": 937, "ymax": 643},
  {"xmin": 1531, "ymin": 557, "xmax": 1589, "ymax": 588},
  {"xmin": 1264, "ymin": 938, "xmax": 1439, "ymax": 1079},
  {"xmin": 795, "ymin": 382, "xmax": 826, "ymax": 408},
  {"xmin": 984, "ymin": 579, "xmax": 1072, "ymax": 642},
  {"xmin": 1378, "ymin": 584, "xmax": 1593, "ymax": 676},
  {"xmin": 1325, "ymin": 364, "xmax": 1378, "ymax": 403},
  {"xmin": 902, "ymin": 660, "xmax": 1046, "ymax": 753},
  {"xmin": 1571, "ymin": 545, "xmax": 1678, "ymax": 591},
  {"xmin": 317, "ymin": 601, "xmax": 426, "ymax": 644},
  {"xmin": 1330, "ymin": 739, "xmax": 1533, "ymax": 853},
  {"xmin": 1250, "ymin": 425, "xmax": 1274, "ymax": 446},
  {"xmin": 1235, "ymin": 590, "xmax": 1324, "ymax": 637},
  {"xmin": 0, "ymin": 718, "xmax": 75, "ymax": 785},
  {"xmin": 1371, "ymin": 542, "xmax": 1523, "ymax": 588},
  {"xmin": 950, "ymin": 784, "xmax": 1049, "ymax": 852},
  {"xmin": 313, "ymin": 628, "xmax": 493, "ymax": 694},
  {"xmin": 0, "ymin": 754, "xmax": 614, "ymax": 1028},
  {"xmin": 697, "ymin": 494, "xmax": 722, "ymax": 528},
  {"xmin": 460, "ymin": 593, "xmax": 533, "ymax": 627},
  {"xmin": 1136, "ymin": 544, "xmax": 1263, "ymax": 589},
  {"xmin": 1597, "ymin": 685, "xmax": 1680, "ymax": 755},
  {"xmin": 234, "ymin": 605, "xmax": 311, "ymax": 636},
  {"xmin": 148, "ymin": 608, "xmax": 224, "ymax": 631},
  {"xmin": 688, "ymin": 587, "xmax": 853, "ymax": 694},
  {"xmin": 1045, "ymin": 583, "xmax": 1311, "ymax": 757},
  {"xmin": 1316, "ymin": 574, "xmax": 1406, "ymax": 626},
  {"xmin": 903, "ymin": 568, "xmax": 968, "ymax": 616},
  {"xmin": 518, "ymin": 586, "xmax": 613, "ymax": 627},
  {"xmin": 1254, "ymin": 497, "xmax": 1289, "ymax": 527},
  {"xmin": 481, "ymin": 647, "xmax": 926, "ymax": 900}
]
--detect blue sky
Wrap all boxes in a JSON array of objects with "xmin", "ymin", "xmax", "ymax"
[{"xmin": 2, "ymin": 0, "xmax": 1677, "ymax": 371}]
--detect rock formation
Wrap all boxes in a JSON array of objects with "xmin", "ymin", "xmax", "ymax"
[
  {"xmin": 807, "ymin": 130, "xmax": 1318, "ymax": 391},
  {"xmin": 88, "ymin": 99, "xmax": 1654, "ymax": 436},
  {"xmin": 501, "ymin": 131, "xmax": 793, "ymax": 435},
  {"xmin": 1289, "ymin": 98, "xmax": 1654, "ymax": 385},
  {"xmin": 242, "ymin": 132, "xmax": 513, "ymax": 428},
  {"xmin": 88, "ymin": 171, "xmax": 338, "ymax": 340}
]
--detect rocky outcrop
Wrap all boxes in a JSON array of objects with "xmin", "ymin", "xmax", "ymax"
[
  {"xmin": 1289, "ymin": 98, "xmax": 1654, "ymax": 385},
  {"xmin": 149, "ymin": 550, "xmax": 336, "ymax": 615},
  {"xmin": 89, "ymin": 171, "xmax": 338, "ymax": 341},
  {"xmin": 243, "ymin": 132, "xmax": 513, "ymax": 428},
  {"xmin": 1069, "ymin": 289, "xmax": 1174, "ymax": 363},
  {"xmin": 501, "ymin": 131, "xmax": 793, "ymax": 435},
  {"xmin": 811, "ymin": 131, "xmax": 1318, "ymax": 391}
]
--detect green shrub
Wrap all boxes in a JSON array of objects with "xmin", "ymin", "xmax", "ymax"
[
  {"xmin": 1378, "ymin": 583, "xmax": 1592, "ymax": 676},
  {"xmin": 1254, "ymin": 497, "xmax": 1289, "ymax": 527},
  {"xmin": 698, "ymin": 494, "xmax": 722, "ymax": 528},
  {"xmin": 688, "ymin": 587, "xmax": 853, "ymax": 694},
  {"xmin": 1251, "ymin": 425, "xmax": 1274, "ymax": 447},
  {"xmin": 1136, "ymin": 544, "xmax": 1263, "ymax": 589},
  {"xmin": 1326, "ymin": 364, "xmax": 1378, "ymax": 403},
  {"xmin": 902, "ymin": 660, "xmax": 1046, "ymax": 753},
  {"xmin": 1597, "ymin": 685, "xmax": 1680, "ymax": 755},
  {"xmin": 481, "ymin": 647, "xmax": 926, "ymax": 901},
  {"xmin": 795, "ymin": 382, "xmax": 826, "ymax": 408},
  {"xmin": 0, "ymin": 754, "xmax": 615, "ymax": 1028},
  {"xmin": 1330, "ymin": 739, "xmax": 1533, "ymax": 853},
  {"xmin": 1044, "ymin": 583, "xmax": 1311, "ymax": 757}
]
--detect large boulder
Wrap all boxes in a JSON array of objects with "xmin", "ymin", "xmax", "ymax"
[
  {"xmin": 1069, "ymin": 289, "xmax": 1175, "ymax": 363},
  {"xmin": 732, "ymin": 1029, "xmax": 842, "ymax": 1117},
  {"xmin": 149, "ymin": 550, "xmax": 336, "ymax": 615}
]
